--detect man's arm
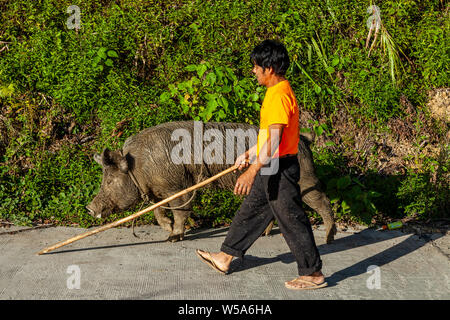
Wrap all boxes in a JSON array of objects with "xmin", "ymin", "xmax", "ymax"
[
  {"xmin": 234, "ymin": 144, "xmax": 257, "ymax": 170},
  {"xmin": 234, "ymin": 123, "xmax": 285, "ymax": 195}
]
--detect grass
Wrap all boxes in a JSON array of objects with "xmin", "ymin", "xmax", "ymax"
[{"xmin": 0, "ymin": 0, "xmax": 448, "ymax": 228}]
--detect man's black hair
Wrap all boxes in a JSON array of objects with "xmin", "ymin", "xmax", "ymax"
[{"xmin": 250, "ymin": 40, "xmax": 290, "ymax": 76}]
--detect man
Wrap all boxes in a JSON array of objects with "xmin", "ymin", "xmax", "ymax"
[{"xmin": 196, "ymin": 40, "xmax": 327, "ymax": 290}]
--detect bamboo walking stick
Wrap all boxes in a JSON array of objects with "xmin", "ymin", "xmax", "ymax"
[{"xmin": 37, "ymin": 164, "xmax": 239, "ymax": 255}]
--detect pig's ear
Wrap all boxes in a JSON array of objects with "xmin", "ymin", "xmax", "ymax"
[
  {"xmin": 93, "ymin": 153, "xmax": 103, "ymax": 166},
  {"xmin": 117, "ymin": 153, "xmax": 129, "ymax": 174},
  {"xmin": 100, "ymin": 148, "xmax": 129, "ymax": 173},
  {"xmin": 100, "ymin": 148, "xmax": 115, "ymax": 167}
]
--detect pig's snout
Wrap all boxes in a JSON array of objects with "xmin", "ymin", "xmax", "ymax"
[
  {"xmin": 86, "ymin": 205, "xmax": 102, "ymax": 219},
  {"xmin": 86, "ymin": 196, "xmax": 114, "ymax": 219}
]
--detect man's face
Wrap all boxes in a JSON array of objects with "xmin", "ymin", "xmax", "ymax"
[{"xmin": 252, "ymin": 64, "xmax": 271, "ymax": 87}]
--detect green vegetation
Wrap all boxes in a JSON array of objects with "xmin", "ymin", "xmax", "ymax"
[
  {"xmin": 159, "ymin": 61, "xmax": 262, "ymax": 123},
  {"xmin": 0, "ymin": 0, "xmax": 448, "ymax": 228}
]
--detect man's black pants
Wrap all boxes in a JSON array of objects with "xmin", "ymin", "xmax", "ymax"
[{"xmin": 221, "ymin": 156, "xmax": 322, "ymax": 276}]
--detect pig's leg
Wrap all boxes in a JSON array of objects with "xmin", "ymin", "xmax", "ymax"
[
  {"xmin": 261, "ymin": 220, "xmax": 275, "ymax": 236},
  {"xmin": 166, "ymin": 193, "xmax": 192, "ymax": 242},
  {"xmin": 153, "ymin": 207, "xmax": 173, "ymax": 233},
  {"xmin": 299, "ymin": 177, "xmax": 336, "ymax": 244},
  {"xmin": 297, "ymin": 137, "xmax": 336, "ymax": 243},
  {"xmin": 262, "ymin": 172, "xmax": 336, "ymax": 243}
]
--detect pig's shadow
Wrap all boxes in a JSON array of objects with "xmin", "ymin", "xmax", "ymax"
[
  {"xmin": 184, "ymin": 226, "xmax": 282, "ymax": 240},
  {"xmin": 226, "ymin": 229, "xmax": 444, "ymax": 287},
  {"xmin": 43, "ymin": 238, "xmax": 169, "ymax": 255}
]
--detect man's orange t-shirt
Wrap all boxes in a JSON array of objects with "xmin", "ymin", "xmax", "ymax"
[{"xmin": 257, "ymin": 80, "xmax": 299, "ymax": 158}]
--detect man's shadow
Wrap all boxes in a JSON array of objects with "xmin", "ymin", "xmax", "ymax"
[
  {"xmin": 44, "ymin": 224, "xmax": 444, "ymax": 288},
  {"xmin": 225, "ymin": 228, "xmax": 445, "ymax": 287}
]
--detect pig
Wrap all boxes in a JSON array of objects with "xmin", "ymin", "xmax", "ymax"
[{"xmin": 86, "ymin": 121, "xmax": 336, "ymax": 243}]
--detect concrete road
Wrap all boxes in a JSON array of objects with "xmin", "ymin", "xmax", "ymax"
[{"xmin": 0, "ymin": 224, "xmax": 449, "ymax": 300}]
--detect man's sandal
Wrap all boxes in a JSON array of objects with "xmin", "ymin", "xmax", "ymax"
[
  {"xmin": 195, "ymin": 249, "xmax": 229, "ymax": 275},
  {"xmin": 285, "ymin": 278, "xmax": 328, "ymax": 290}
]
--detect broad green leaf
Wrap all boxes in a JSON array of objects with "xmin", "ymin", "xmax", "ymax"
[
  {"xmin": 234, "ymin": 86, "xmax": 244, "ymax": 99},
  {"xmin": 206, "ymin": 98, "xmax": 218, "ymax": 113},
  {"xmin": 227, "ymin": 103, "xmax": 235, "ymax": 115},
  {"xmin": 300, "ymin": 127, "xmax": 311, "ymax": 133},
  {"xmin": 189, "ymin": 23, "xmax": 199, "ymax": 31},
  {"xmin": 159, "ymin": 92, "xmax": 171, "ymax": 103},
  {"xmin": 314, "ymin": 85, "xmax": 321, "ymax": 94},
  {"xmin": 218, "ymin": 109, "xmax": 226, "ymax": 120},
  {"xmin": 205, "ymin": 72, "xmax": 216, "ymax": 86},
  {"xmin": 191, "ymin": 76, "xmax": 200, "ymax": 85},
  {"xmin": 330, "ymin": 197, "xmax": 340, "ymax": 204},
  {"xmin": 107, "ymin": 50, "xmax": 119, "ymax": 58},
  {"xmin": 352, "ymin": 178, "xmax": 365, "ymax": 188},
  {"xmin": 327, "ymin": 178, "xmax": 338, "ymax": 190},
  {"xmin": 217, "ymin": 96, "xmax": 229, "ymax": 111},
  {"xmin": 349, "ymin": 185, "xmax": 362, "ymax": 199},
  {"xmin": 181, "ymin": 104, "xmax": 190, "ymax": 113},
  {"xmin": 204, "ymin": 93, "xmax": 217, "ymax": 101},
  {"xmin": 97, "ymin": 47, "xmax": 107, "ymax": 59},
  {"xmin": 315, "ymin": 125, "xmax": 324, "ymax": 136},
  {"xmin": 104, "ymin": 59, "xmax": 113, "ymax": 67},
  {"xmin": 92, "ymin": 56, "xmax": 101, "ymax": 66},
  {"xmin": 205, "ymin": 113, "xmax": 213, "ymax": 121},
  {"xmin": 368, "ymin": 191, "xmax": 382, "ymax": 198},
  {"xmin": 221, "ymin": 85, "xmax": 232, "ymax": 93},
  {"xmin": 337, "ymin": 175, "xmax": 351, "ymax": 190},
  {"xmin": 177, "ymin": 82, "xmax": 187, "ymax": 91},
  {"xmin": 215, "ymin": 67, "xmax": 224, "ymax": 81},
  {"xmin": 0, "ymin": 83, "xmax": 14, "ymax": 98},
  {"xmin": 197, "ymin": 64, "xmax": 208, "ymax": 78},
  {"xmin": 341, "ymin": 200, "xmax": 350, "ymax": 210},
  {"xmin": 332, "ymin": 56, "xmax": 340, "ymax": 66},
  {"xmin": 185, "ymin": 64, "xmax": 197, "ymax": 72}
]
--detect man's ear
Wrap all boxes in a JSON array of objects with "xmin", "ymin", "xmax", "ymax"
[{"xmin": 265, "ymin": 66, "xmax": 275, "ymax": 75}]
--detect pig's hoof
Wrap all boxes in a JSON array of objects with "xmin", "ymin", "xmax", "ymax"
[
  {"xmin": 325, "ymin": 224, "xmax": 337, "ymax": 244},
  {"xmin": 261, "ymin": 220, "xmax": 275, "ymax": 237},
  {"xmin": 166, "ymin": 233, "xmax": 184, "ymax": 242},
  {"xmin": 160, "ymin": 223, "xmax": 173, "ymax": 233}
]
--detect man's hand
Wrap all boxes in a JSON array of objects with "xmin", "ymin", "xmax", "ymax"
[
  {"xmin": 234, "ymin": 153, "xmax": 250, "ymax": 171},
  {"xmin": 232, "ymin": 123, "xmax": 284, "ymax": 195},
  {"xmin": 234, "ymin": 167, "xmax": 257, "ymax": 195}
]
